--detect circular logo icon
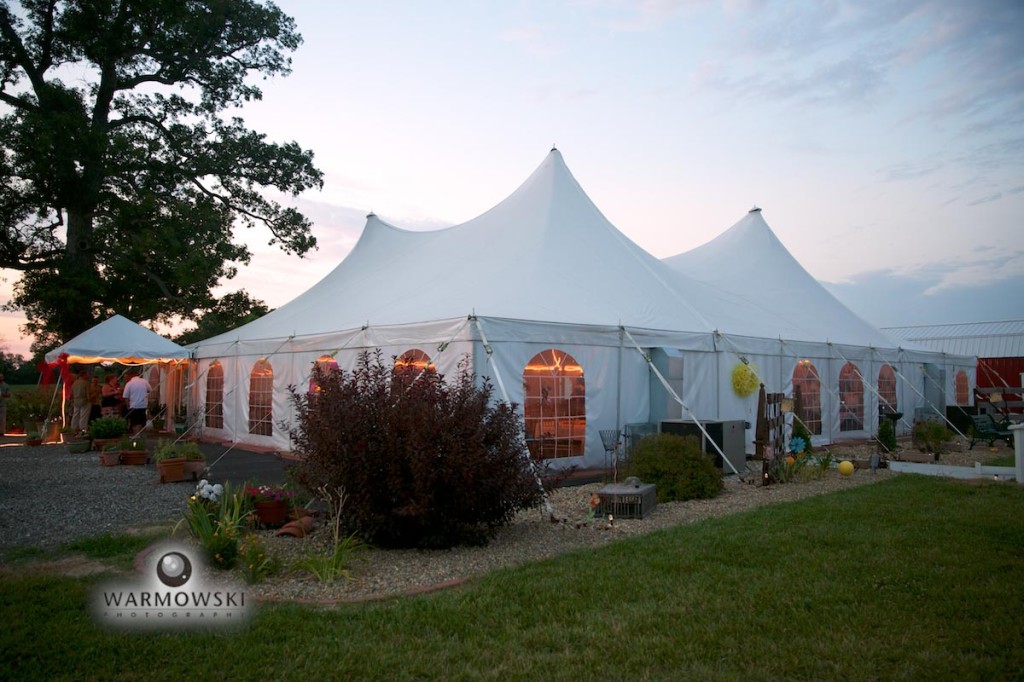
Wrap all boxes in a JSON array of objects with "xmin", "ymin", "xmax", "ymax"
[{"xmin": 156, "ymin": 551, "xmax": 192, "ymax": 587}]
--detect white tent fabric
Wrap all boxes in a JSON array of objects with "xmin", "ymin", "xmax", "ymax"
[
  {"xmin": 45, "ymin": 314, "xmax": 191, "ymax": 364},
  {"xmin": 662, "ymin": 208, "xmax": 903, "ymax": 348},
  {"xmin": 191, "ymin": 150, "xmax": 974, "ymax": 462}
]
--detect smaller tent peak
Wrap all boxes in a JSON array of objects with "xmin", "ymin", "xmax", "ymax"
[
  {"xmin": 550, "ymin": 143, "xmax": 557, "ymax": 152},
  {"xmin": 748, "ymin": 205, "xmax": 761, "ymax": 213}
]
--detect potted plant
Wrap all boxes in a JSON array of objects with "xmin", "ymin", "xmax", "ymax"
[
  {"xmin": 89, "ymin": 416, "xmax": 129, "ymax": 451},
  {"xmin": 99, "ymin": 442, "xmax": 121, "ymax": 466},
  {"xmin": 25, "ymin": 431, "xmax": 42, "ymax": 447},
  {"xmin": 245, "ymin": 483, "xmax": 294, "ymax": 527},
  {"xmin": 151, "ymin": 416, "xmax": 166, "ymax": 433},
  {"xmin": 67, "ymin": 438, "xmax": 92, "ymax": 454},
  {"xmin": 153, "ymin": 440, "xmax": 186, "ymax": 483},
  {"xmin": 181, "ymin": 442, "xmax": 206, "ymax": 481},
  {"xmin": 118, "ymin": 435, "xmax": 148, "ymax": 465}
]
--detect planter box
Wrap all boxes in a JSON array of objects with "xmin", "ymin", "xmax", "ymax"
[
  {"xmin": 157, "ymin": 457, "xmax": 186, "ymax": 483},
  {"xmin": 99, "ymin": 450, "xmax": 120, "ymax": 466},
  {"xmin": 120, "ymin": 449, "xmax": 148, "ymax": 465},
  {"xmin": 183, "ymin": 460, "xmax": 206, "ymax": 481}
]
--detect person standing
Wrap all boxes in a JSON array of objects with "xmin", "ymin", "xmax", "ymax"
[
  {"xmin": 101, "ymin": 374, "xmax": 121, "ymax": 417},
  {"xmin": 0, "ymin": 373, "xmax": 10, "ymax": 435},
  {"xmin": 87, "ymin": 375, "xmax": 102, "ymax": 425},
  {"xmin": 121, "ymin": 369, "xmax": 151, "ymax": 435},
  {"xmin": 70, "ymin": 370, "xmax": 90, "ymax": 434}
]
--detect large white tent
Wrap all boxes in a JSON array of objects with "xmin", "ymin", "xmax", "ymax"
[{"xmin": 190, "ymin": 150, "xmax": 973, "ymax": 464}]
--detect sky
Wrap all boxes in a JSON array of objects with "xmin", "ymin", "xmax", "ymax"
[{"xmin": 2, "ymin": 0, "xmax": 1023, "ymax": 356}]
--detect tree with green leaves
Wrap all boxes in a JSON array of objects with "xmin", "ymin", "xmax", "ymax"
[
  {"xmin": 173, "ymin": 289, "xmax": 269, "ymax": 346},
  {"xmin": 0, "ymin": 0, "xmax": 322, "ymax": 353}
]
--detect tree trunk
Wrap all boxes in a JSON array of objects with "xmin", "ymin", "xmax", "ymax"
[{"xmin": 59, "ymin": 208, "xmax": 101, "ymax": 342}]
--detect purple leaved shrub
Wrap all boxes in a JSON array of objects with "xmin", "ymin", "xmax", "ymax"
[{"xmin": 289, "ymin": 350, "xmax": 544, "ymax": 548}]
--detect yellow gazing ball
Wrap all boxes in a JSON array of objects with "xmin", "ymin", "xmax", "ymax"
[{"xmin": 838, "ymin": 460, "xmax": 854, "ymax": 476}]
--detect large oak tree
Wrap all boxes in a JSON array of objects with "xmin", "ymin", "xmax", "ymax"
[{"xmin": 0, "ymin": 0, "xmax": 322, "ymax": 353}]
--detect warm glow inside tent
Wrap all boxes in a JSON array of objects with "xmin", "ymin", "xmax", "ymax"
[
  {"xmin": 188, "ymin": 150, "xmax": 974, "ymax": 465},
  {"xmin": 44, "ymin": 315, "xmax": 191, "ymax": 365}
]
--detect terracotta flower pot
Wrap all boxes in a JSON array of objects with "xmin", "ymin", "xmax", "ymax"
[
  {"xmin": 156, "ymin": 456, "xmax": 186, "ymax": 483},
  {"xmin": 120, "ymin": 449, "xmax": 148, "ymax": 465},
  {"xmin": 92, "ymin": 437, "xmax": 121, "ymax": 452},
  {"xmin": 253, "ymin": 500, "xmax": 289, "ymax": 527},
  {"xmin": 275, "ymin": 516, "xmax": 315, "ymax": 538},
  {"xmin": 99, "ymin": 450, "xmax": 121, "ymax": 466},
  {"xmin": 25, "ymin": 438, "xmax": 43, "ymax": 447}
]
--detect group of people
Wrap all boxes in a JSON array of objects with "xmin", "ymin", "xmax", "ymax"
[{"xmin": 69, "ymin": 369, "xmax": 151, "ymax": 435}]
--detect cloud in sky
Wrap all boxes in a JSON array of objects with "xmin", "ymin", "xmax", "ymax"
[
  {"xmin": 824, "ymin": 270, "xmax": 1024, "ymax": 329},
  {"xmin": 2, "ymin": 0, "xmax": 1022, "ymax": 357}
]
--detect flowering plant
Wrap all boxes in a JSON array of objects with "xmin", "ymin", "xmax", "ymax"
[
  {"xmin": 196, "ymin": 478, "xmax": 224, "ymax": 504},
  {"xmin": 245, "ymin": 483, "xmax": 294, "ymax": 504}
]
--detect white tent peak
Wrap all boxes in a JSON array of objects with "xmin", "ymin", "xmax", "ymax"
[
  {"xmin": 663, "ymin": 209, "xmax": 902, "ymax": 348},
  {"xmin": 193, "ymin": 149, "xmax": 725, "ymax": 348},
  {"xmin": 45, "ymin": 314, "xmax": 190, "ymax": 364}
]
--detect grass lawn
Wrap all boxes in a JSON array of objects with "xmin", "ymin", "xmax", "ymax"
[{"xmin": 2, "ymin": 474, "xmax": 1022, "ymax": 680}]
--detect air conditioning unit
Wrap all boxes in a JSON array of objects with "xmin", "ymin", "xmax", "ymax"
[
  {"xmin": 597, "ymin": 482, "xmax": 657, "ymax": 519},
  {"xmin": 660, "ymin": 419, "xmax": 747, "ymax": 475}
]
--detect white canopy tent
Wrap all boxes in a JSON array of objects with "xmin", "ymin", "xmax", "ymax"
[
  {"xmin": 45, "ymin": 314, "xmax": 191, "ymax": 364},
  {"xmin": 190, "ymin": 150, "xmax": 973, "ymax": 464},
  {"xmin": 45, "ymin": 314, "xmax": 191, "ymax": 425}
]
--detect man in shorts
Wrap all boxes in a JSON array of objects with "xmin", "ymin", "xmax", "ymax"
[{"xmin": 121, "ymin": 369, "xmax": 151, "ymax": 434}]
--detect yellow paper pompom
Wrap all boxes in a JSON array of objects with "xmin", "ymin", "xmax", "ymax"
[{"xmin": 731, "ymin": 362, "xmax": 760, "ymax": 397}]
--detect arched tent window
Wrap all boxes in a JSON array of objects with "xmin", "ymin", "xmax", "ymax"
[
  {"xmin": 393, "ymin": 349, "xmax": 435, "ymax": 390},
  {"xmin": 249, "ymin": 359, "xmax": 274, "ymax": 436},
  {"xmin": 523, "ymin": 349, "xmax": 586, "ymax": 459},
  {"xmin": 792, "ymin": 360, "xmax": 822, "ymax": 435},
  {"xmin": 839, "ymin": 362, "xmax": 864, "ymax": 432},
  {"xmin": 206, "ymin": 361, "xmax": 224, "ymax": 429},
  {"xmin": 878, "ymin": 364, "xmax": 898, "ymax": 416},
  {"xmin": 309, "ymin": 355, "xmax": 339, "ymax": 393},
  {"xmin": 955, "ymin": 370, "xmax": 969, "ymax": 405}
]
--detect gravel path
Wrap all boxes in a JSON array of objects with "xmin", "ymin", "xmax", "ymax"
[
  {"xmin": 0, "ymin": 439, "xmax": 190, "ymax": 553},
  {"xmin": 1, "ymin": 435, "xmax": 1014, "ymax": 603}
]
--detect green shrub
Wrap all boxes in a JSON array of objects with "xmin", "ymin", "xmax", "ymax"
[
  {"xmin": 154, "ymin": 439, "xmax": 203, "ymax": 461},
  {"xmin": 289, "ymin": 350, "xmax": 544, "ymax": 549},
  {"xmin": 877, "ymin": 418, "xmax": 897, "ymax": 453},
  {"xmin": 89, "ymin": 416, "xmax": 128, "ymax": 439},
  {"xmin": 627, "ymin": 433, "xmax": 723, "ymax": 502},
  {"xmin": 8, "ymin": 391, "xmax": 54, "ymax": 425},
  {"xmin": 912, "ymin": 420, "xmax": 951, "ymax": 453}
]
